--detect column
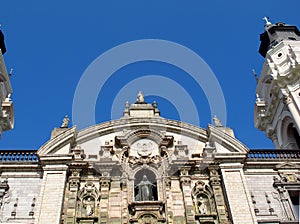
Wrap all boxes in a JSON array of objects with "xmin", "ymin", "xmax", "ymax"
[{"xmin": 284, "ymin": 95, "xmax": 300, "ymax": 133}]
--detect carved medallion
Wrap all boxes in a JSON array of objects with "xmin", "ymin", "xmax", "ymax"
[{"xmin": 131, "ymin": 139, "xmax": 158, "ymax": 157}]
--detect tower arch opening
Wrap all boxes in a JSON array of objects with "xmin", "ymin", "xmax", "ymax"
[{"xmin": 280, "ymin": 115, "xmax": 300, "ymax": 149}]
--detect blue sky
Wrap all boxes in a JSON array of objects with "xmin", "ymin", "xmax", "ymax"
[{"xmin": 1, "ymin": 1, "xmax": 299, "ymax": 149}]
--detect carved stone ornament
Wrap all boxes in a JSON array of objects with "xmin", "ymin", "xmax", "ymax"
[
  {"xmin": 0, "ymin": 179, "xmax": 10, "ymax": 221},
  {"xmin": 138, "ymin": 214, "xmax": 158, "ymax": 224},
  {"xmin": 99, "ymin": 145, "xmax": 114, "ymax": 158},
  {"xmin": 192, "ymin": 181, "xmax": 217, "ymax": 218},
  {"xmin": 115, "ymin": 128, "xmax": 173, "ymax": 148},
  {"xmin": 273, "ymin": 172, "xmax": 300, "ymax": 185},
  {"xmin": 77, "ymin": 182, "xmax": 100, "ymax": 218},
  {"xmin": 128, "ymin": 201, "xmax": 165, "ymax": 223},
  {"xmin": 282, "ymin": 94, "xmax": 292, "ymax": 105},
  {"xmin": 180, "ymin": 176, "xmax": 191, "ymax": 186},
  {"xmin": 174, "ymin": 145, "xmax": 188, "ymax": 158},
  {"xmin": 128, "ymin": 155, "xmax": 162, "ymax": 165},
  {"xmin": 71, "ymin": 145, "xmax": 85, "ymax": 161}
]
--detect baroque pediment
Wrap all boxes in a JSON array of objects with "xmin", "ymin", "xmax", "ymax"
[{"xmin": 275, "ymin": 162, "xmax": 300, "ymax": 170}]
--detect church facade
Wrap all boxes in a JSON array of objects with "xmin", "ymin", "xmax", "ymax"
[{"xmin": 0, "ymin": 22, "xmax": 299, "ymax": 224}]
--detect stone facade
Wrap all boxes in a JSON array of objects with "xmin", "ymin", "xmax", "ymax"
[
  {"xmin": 0, "ymin": 22, "xmax": 299, "ymax": 224},
  {"xmin": 0, "ymin": 100, "xmax": 299, "ymax": 224}
]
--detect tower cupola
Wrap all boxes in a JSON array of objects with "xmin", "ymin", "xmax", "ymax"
[{"xmin": 259, "ymin": 20, "xmax": 300, "ymax": 57}]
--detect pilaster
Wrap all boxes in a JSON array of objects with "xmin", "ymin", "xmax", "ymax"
[
  {"xmin": 108, "ymin": 177, "xmax": 122, "ymax": 223},
  {"xmin": 220, "ymin": 163, "xmax": 257, "ymax": 224},
  {"xmin": 170, "ymin": 178, "xmax": 185, "ymax": 223},
  {"xmin": 208, "ymin": 165, "xmax": 231, "ymax": 223},
  {"xmin": 99, "ymin": 175, "xmax": 110, "ymax": 223},
  {"xmin": 164, "ymin": 176, "xmax": 173, "ymax": 224},
  {"xmin": 65, "ymin": 168, "xmax": 82, "ymax": 224},
  {"xmin": 120, "ymin": 177, "xmax": 128, "ymax": 224},
  {"xmin": 179, "ymin": 168, "xmax": 196, "ymax": 224},
  {"xmin": 36, "ymin": 164, "xmax": 68, "ymax": 224}
]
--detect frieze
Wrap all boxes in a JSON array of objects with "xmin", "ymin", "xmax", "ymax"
[{"xmin": 128, "ymin": 155, "xmax": 162, "ymax": 165}]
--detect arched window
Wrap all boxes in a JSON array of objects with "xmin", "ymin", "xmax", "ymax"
[
  {"xmin": 280, "ymin": 116, "xmax": 300, "ymax": 149},
  {"xmin": 134, "ymin": 169, "xmax": 158, "ymax": 201}
]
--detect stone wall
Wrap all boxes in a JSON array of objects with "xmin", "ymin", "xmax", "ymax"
[
  {"xmin": 220, "ymin": 164, "xmax": 257, "ymax": 224},
  {"xmin": 245, "ymin": 174, "xmax": 283, "ymax": 222},
  {"xmin": 0, "ymin": 172, "xmax": 42, "ymax": 224}
]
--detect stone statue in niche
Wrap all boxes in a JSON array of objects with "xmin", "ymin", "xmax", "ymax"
[
  {"xmin": 135, "ymin": 175, "xmax": 155, "ymax": 201},
  {"xmin": 197, "ymin": 196, "xmax": 210, "ymax": 215},
  {"xmin": 83, "ymin": 196, "xmax": 95, "ymax": 216}
]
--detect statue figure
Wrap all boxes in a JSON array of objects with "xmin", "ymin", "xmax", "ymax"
[
  {"xmin": 83, "ymin": 196, "xmax": 94, "ymax": 216},
  {"xmin": 213, "ymin": 115, "xmax": 223, "ymax": 127},
  {"xmin": 60, "ymin": 115, "xmax": 70, "ymax": 128},
  {"xmin": 137, "ymin": 91, "xmax": 145, "ymax": 103},
  {"xmin": 135, "ymin": 175, "xmax": 155, "ymax": 201},
  {"xmin": 198, "ymin": 197, "xmax": 208, "ymax": 214}
]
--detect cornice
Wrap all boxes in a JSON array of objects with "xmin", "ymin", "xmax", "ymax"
[
  {"xmin": 38, "ymin": 126, "xmax": 77, "ymax": 156},
  {"xmin": 207, "ymin": 124, "xmax": 249, "ymax": 153},
  {"xmin": 76, "ymin": 117, "xmax": 207, "ymax": 144}
]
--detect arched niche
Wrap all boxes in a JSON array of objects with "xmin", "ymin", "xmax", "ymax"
[
  {"xmin": 77, "ymin": 182, "xmax": 100, "ymax": 218},
  {"xmin": 134, "ymin": 169, "xmax": 158, "ymax": 201},
  {"xmin": 191, "ymin": 181, "xmax": 216, "ymax": 216},
  {"xmin": 137, "ymin": 213, "xmax": 158, "ymax": 224}
]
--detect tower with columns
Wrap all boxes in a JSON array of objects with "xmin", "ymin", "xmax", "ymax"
[{"xmin": 255, "ymin": 20, "xmax": 300, "ymax": 149}]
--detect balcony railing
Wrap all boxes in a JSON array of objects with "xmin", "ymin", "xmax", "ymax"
[
  {"xmin": 0, "ymin": 150, "xmax": 39, "ymax": 162},
  {"xmin": 247, "ymin": 149, "xmax": 300, "ymax": 160}
]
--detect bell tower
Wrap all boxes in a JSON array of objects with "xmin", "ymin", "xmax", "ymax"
[{"xmin": 255, "ymin": 19, "xmax": 300, "ymax": 149}]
